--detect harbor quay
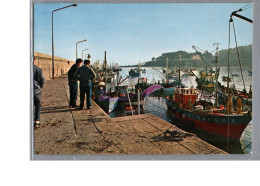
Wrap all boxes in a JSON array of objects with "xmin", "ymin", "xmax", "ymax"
[{"xmin": 33, "ymin": 75, "xmax": 227, "ymax": 155}]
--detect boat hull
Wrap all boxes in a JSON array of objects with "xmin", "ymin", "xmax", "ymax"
[
  {"xmin": 166, "ymin": 99, "xmax": 251, "ymax": 140},
  {"xmin": 95, "ymin": 96, "xmax": 119, "ymax": 114},
  {"xmin": 129, "ymin": 72, "xmax": 139, "ymax": 77}
]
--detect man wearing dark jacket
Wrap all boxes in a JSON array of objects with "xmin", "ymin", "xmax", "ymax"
[
  {"xmin": 74, "ymin": 59, "xmax": 96, "ymax": 110},
  {"xmin": 33, "ymin": 57, "xmax": 45, "ymax": 128},
  {"xmin": 67, "ymin": 58, "xmax": 83, "ymax": 107}
]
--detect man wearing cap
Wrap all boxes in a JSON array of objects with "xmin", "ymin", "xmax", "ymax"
[
  {"xmin": 74, "ymin": 59, "xmax": 96, "ymax": 110},
  {"xmin": 33, "ymin": 57, "xmax": 45, "ymax": 129},
  {"xmin": 67, "ymin": 58, "xmax": 83, "ymax": 107}
]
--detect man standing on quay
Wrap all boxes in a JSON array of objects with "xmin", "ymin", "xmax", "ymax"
[
  {"xmin": 67, "ymin": 58, "xmax": 83, "ymax": 107},
  {"xmin": 33, "ymin": 57, "xmax": 45, "ymax": 129},
  {"xmin": 74, "ymin": 59, "xmax": 96, "ymax": 110}
]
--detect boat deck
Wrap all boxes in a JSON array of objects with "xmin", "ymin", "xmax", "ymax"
[{"xmin": 34, "ymin": 75, "xmax": 227, "ymax": 157}]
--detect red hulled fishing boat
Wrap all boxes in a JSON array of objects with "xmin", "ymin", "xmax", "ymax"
[{"xmin": 166, "ymin": 87, "xmax": 251, "ymax": 140}]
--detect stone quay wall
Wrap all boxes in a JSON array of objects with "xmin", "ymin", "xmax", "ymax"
[{"xmin": 34, "ymin": 52, "xmax": 75, "ymax": 80}]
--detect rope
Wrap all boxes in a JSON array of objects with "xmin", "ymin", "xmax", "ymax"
[
  {"xmin": 239, "ymin": 141, "xmax": 252, "ymax": 154},
  {"xmin": 227, "ymin": 19, "xmax": 231, "ymax": 153},
  {"xmin": 242, "ymin": 6, "xmax": 252, "ymax": 11},
  {"xmin": 232, "ymin": 20, "xmax": 249, "ymax": 108},
  {"xmin": 153, "ymin": 67, "xmax": 166, "ymax": 80},
  {"xmin": 120, "ymin": 71, "xmax": 136, "ymax": 86},
  {"xmin": 241, "ymin": 4, "xmax": 251, "ymax": 10},
  {"xmin": 192, "ymin": 46, "xmax": 214, "ymax": 72}
]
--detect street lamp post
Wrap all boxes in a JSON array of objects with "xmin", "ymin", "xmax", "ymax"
[
  {"xmin": 82, "ymin": 49, "xmax": 89, "ymax": 60},
  {"xmin": 52, "ymin": 4, "xmax": 77, "ymax": 79},
  {"xmin": 76, "ymin": 40, "xmax": 86, "ymax": 59}
]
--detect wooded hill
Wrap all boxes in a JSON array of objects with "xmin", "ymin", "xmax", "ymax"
[{"xmin": 137, "ymin": 45, "xmax": 252, "ymax": 68}]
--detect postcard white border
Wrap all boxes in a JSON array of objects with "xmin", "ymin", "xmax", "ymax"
[{"xmin": 30, "ymin": 0, "xmax": 260, "ymax": 160}]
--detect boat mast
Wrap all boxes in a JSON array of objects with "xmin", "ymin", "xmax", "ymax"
[
  {"xmin": 138, "ymin": 60, "xmax": 141, "ymax": 78},
  {"xmin": 166, "ymin": 58, "xmax": 168, "ymax": 85},
  {"xmin": 213, "ymin": 43, "xmax": 220, "ymax": 107},
  {"xmin": 178, "ymin": 54, "xmax": 181, "ymax": 87},
  {"xmin": 104, "ymin": 51, "xmax": 107, "ymax": 93}
]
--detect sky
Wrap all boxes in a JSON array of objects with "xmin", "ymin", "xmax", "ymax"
[{"xmin": 34, "ymin": 3, "xmax": 253, "ymax": 65}]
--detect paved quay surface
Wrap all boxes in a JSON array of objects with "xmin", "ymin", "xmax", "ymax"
[{"xmin": 34, "ymin": 75, "xmax": 227, "ymax": 155}]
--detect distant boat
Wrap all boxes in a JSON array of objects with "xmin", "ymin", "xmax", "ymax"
[
  {"xmin": 128, "ymin": 68, "xmax": 139, "ymax": 77},
  {"xmin": 129, "ymin": 61, "xmax": 145, "ymax": 77},
  {"xmin": 222, "ymin": 76, "xmax": 231, "ymax": 82},
  {"xmin": 129, "ymin": 68, "xmax": 146, "ymax": 77},
  {"xmin": 231, "ymin": 73, "xmax": 239, "ymax": 77},
  {"xmin": 168, "ymin": 73, "xmax": 178, "ymax": 80},
  {"xmin": 248, "ymin": 71, "xmax": 252, "ymax": 76},
  {"xmin": 151, "ymin": 87, "xmax": 176, "ymax": 97},
  {"xmin": 196, "ymin": 67, "xmax": 215, "ymax": 92}
]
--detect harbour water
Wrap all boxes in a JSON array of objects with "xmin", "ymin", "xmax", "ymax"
[{"xmin": 109, "ymin": 67, "xmax": 252, "ymax": 154}]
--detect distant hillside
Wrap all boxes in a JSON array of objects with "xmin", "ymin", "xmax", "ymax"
[{"xmin": 139, "ymin": 45, "xmax": 252, "ymax": 68}]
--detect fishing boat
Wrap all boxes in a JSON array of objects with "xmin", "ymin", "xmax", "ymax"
[
  {"xmin": 231, "ymin": 73, "xmax": 239, "ymax": 77},
  {"xmin": 93, "ymin": 51, "xmax": 119, "ymax": 113},
  {"xmin": 129, "ymin": 68, "xmax": 140, "ymax": 77},
  {"xmin": 196, "ymin": 66, "xmax": 215, "ymax": 92},
  {"xmin": 166, "ymin": 87, "xmax": 251, "ymax": 140},
  {"xmin": 222, "ymin": 76, "xmax": 231, "ymax": 82},
  {"xmin": 151, "ymin": 86, "xmax": 176, "ymax": 97},
  {"xmin": 95, "ymin": 94, "xmax": 119, "ymax": 113},
  {"xmin": 167, "ymin": 43, "xmax": 251, "ymax": 140},
  {"xmin": 129, "ymin": 61, "xmax": 145, "ymax": 77},
  {"xmin": 168, "ymin": 73, "xmax": 178, "ymax": 80}
]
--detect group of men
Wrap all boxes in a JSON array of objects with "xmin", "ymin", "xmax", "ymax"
[
  {"xmin": 33, "ymin": 57, "xmax": 96, "ymax": 129},
  {"xmin": 67, "ymin": 58, "xmax": 96, "ymax": 110}
]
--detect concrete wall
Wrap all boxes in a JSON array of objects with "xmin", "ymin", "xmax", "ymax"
[{"xmin": 34, "ymin": 52, "xmax": 75, "ymax": 80}]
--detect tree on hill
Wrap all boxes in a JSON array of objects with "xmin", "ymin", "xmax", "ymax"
[{"xmin": 142, "ymin": 45, "xmax": 252, "ymax": 68}]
